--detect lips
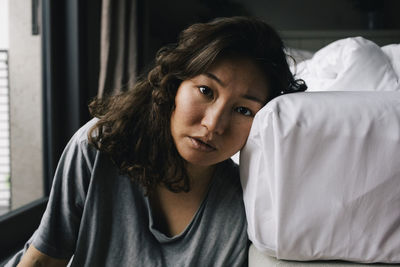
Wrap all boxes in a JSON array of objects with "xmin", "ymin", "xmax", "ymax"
[{"xmin": 189, "ymin": 137, "xmax": 216, "ymax": 152}]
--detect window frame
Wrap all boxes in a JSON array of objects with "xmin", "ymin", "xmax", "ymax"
[{"xmin": 0, "ymin": 0, "xmax": 101, "ymax": 261}]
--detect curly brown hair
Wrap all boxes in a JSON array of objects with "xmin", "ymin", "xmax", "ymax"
[{"xmin": 88, "ymin": 16, "xmax": 305, "ymax": 193}]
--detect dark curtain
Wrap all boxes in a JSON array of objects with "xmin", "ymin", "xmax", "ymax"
[{"xmin": 98, "ymin": 0, "xmax": 138, "ymax": 98}]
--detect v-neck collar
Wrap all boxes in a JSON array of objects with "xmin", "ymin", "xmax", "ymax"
[{"xmin": 144, "ymin": 162, "xmax": 228, "ymax": 243}]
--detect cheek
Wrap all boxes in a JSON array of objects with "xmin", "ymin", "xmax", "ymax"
[
  {"xmin": 174, "ymin": 89, "xmax": 203, "ymax": 124},
  {"xmin": 227, "ymin": 120, "xmax": 253, "ymax": 149}
]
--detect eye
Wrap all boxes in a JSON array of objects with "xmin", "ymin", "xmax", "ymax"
[
  {"xmin": 198, "ymin": 86, "xmax": 213, "ymax": 98},
  {"xmin": 235, "ymin": 106, "xmax": 253, "ymax": 117}
]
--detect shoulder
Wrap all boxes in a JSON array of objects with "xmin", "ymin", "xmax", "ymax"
[
  {"xmin": 66, "ymin": 117, "xmax": 100, "ymax": 156},
  {"xmin": 57, "ymin": 118, "xmax": 100, "ymax": 173},
  {"xmin": 72, "ymin": 117, "xmax": 100, "ymax": 145}
]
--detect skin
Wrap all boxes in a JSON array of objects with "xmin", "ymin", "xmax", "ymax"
[
  {"xmin": 17, "ymin": 245, "xmax": 68, "ymax": 267},
  {"xmin": 171, "ymin": 55, "xmax": 269, "ymax": 174},
  {"xmin": 153, "ymin": 55, "xmax": 269, "ymax": 236},
  {"xmin": 17, "ymin": 55, "xmax": 270, "ymax": 264}
]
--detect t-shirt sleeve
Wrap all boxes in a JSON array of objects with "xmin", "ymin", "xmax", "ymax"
[{"xmin": 31, "ymin": 122, "xmax": 97, "ymax": 259}]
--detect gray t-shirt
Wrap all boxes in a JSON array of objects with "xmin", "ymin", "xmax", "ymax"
[{"xmin": 6, "ymin": 119, "xmax": 249, "ymax": 267}]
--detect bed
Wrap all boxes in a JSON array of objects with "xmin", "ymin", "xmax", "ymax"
[{"xmin": 240, "ymin": 32, "xmax": 400, "ymax": 266}]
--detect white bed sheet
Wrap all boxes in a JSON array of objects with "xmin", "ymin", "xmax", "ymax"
[
  {"xmin": 240, "ymin": 91, "xmax": 400, "ymax": 263},
  {"xmin": 249, "ymin": 244, "xmax": 393, "ymax": 267}
]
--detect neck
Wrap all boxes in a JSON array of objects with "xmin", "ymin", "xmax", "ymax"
[
  {"xmin": 185, "ymin": 163, "xmax": 216, "ymax": 192},
  {"xmin": 149, "ymin": 163, "xmax": 218, "ymax": 236}
]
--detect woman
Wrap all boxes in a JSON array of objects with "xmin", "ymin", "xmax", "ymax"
[{"xmin": 9, "ymin": 16, "xmax": 304, "ymax": 266}]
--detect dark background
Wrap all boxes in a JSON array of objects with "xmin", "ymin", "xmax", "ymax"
[{"xmin": 142, "ymin": 0, "xmax": 400, "ymax": 68}]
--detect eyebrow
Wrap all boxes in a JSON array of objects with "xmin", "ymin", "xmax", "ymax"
[
  {"xmin": 204, "ymin": 72, "xmax": 266, "ymax": 105},
  {"xmin": 204, "ymin": 72, "xmax": 225, "ymax": 86},
  {"xmin": 242, "ymin": 94, "xmax": 266, "ymax": 105}
]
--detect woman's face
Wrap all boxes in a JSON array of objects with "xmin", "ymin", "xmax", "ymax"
[
  {"xmin": 170, "ymin": 56, "xmax": 269, "ymax": 168},
  {"xmin": 171, "ymin": 58, "xmax": 268, "ymax": 169}
]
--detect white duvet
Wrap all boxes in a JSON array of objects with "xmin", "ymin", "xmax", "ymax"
[
  {"xmin": 292, "ymin": 37, "xmax": 400, "ymax": 92},
  {"xmin": 240, "ymin": 38, "xmax": 400, "ymax": 263}
]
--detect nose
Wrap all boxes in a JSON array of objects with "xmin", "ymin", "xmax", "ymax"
[{"xmin": 201, "ymin": 103, "xmax": 230, "ymax": 136}]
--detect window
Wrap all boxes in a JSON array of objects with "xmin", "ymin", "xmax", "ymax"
[
  {"xmin": 0, "ymin": 49, "xmax": 10, "ymax": 216},
  {"xmin": 0, "ymin": 0, "xmax": 9, "ymax": 217},
  {"xmin": 0, "ymin": 0, "xmax": 48, "ymax": 261},
  {"xmin": 0, "ymin": 0, "xmax": 44, "ymax": 216},
  {"xmin": 0, "ymin": 0, "xmax": 101, "ymax": 260}
]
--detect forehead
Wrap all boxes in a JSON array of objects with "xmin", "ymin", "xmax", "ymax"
[{"xmin": 206, "ymin": 56, "xmax": 270, "ymax": 100}]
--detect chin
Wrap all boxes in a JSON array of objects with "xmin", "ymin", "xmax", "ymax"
[
  {"xmin": 182, "ymin": 153, "xmax": 231, "ymax": 167},
  {"xmin": 176, "ymin": 143, "xmax": 238, "ymax": 167},
  {"xmin": 184, "ymin": 157, "xmax": 219, "ymax": 167}
]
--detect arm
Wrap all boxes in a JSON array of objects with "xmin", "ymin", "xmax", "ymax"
[
  {"xmin": 17, "ymin": 245, "xmax": 69, "ymax": 267},
  {"xmin": 10, "ymin": 122, "xmax": 97, "ymax": 267}
]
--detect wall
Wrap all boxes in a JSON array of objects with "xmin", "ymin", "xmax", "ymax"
[
  {"xmin": 237, "ymin": 0, "xmax": 400, "ymax": 30},
  {"xmin": 9, "ymin": 0, "xmax": 43, "ymax": 209},
  {"xmin": 143, "ymin": 0, "xmax": 400, "ymax": 68}
]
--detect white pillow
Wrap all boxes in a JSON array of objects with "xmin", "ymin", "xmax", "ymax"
[
  {"xmin": 382, "ymin": 44, "xmax": 400, "ymax": 78},
  {"xmin": 285, "ymin": 47, "xmax": 314, "ymax": 65},
  {"xmin": 295, "ymin": 37, "xmax": 400, "ymax": 92},
  {"xmin": 240, "ymin": 91, "xmax": 400, "ymax": 263}
]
